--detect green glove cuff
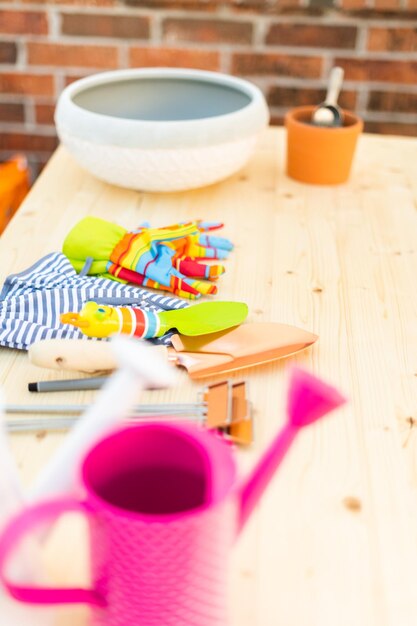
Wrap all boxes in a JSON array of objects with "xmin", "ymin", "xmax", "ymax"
[{"xmin": 63, "ymin": 216, "xmax": 126, "ymax": 267}]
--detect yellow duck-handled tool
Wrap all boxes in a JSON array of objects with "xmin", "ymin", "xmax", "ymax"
[{"xmin": 61, "ymin": 301, "xmax": 249, "ymax": 340}]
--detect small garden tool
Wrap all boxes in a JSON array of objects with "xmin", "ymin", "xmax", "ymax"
[
  {"xmin": 170, "ymin": 322, "xmax": 319, "ymax": 378},
  {"xmin": 61, "ymin": 300, "xmax": 248, "ymax": 339},
  {"xmin": 5, "ymin": 381, "xmax": 253, "ymax": 446},
  {"xmin": 0, "ymin": 252, "xmax": 187, "ymax": 352},
  {"xmin": 312, "ymin": 66, "xmax": 345, "ymax": 127},
  {"xmin": 63, "ymin": 217, "xmax": 233, "ymax": 299},
  {"xmin": 29, "ymin": 336, "xmax": 176, "ymax": 502}
]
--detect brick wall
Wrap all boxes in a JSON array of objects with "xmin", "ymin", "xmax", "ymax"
[{"xmin": 0, "ymin": 0, "xmax": 416, "ymax": 176}]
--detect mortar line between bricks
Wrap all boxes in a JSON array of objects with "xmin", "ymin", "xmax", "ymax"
[
  {"xmin": 363, "ymin": 111, "xmax": 417, "ymax": 121},
  {"xmin": 252, "ymin": 16, "xmax": 269, "ymax": 47},
  {"xmin": 337, "ymin": 50, "xmax": 417, "ymax": 58},
  {"xmin": 219, "ymin": 48, "xmax": 231, "ymax": 74},
  {"xmin": 321, "ymin": 56, "xmax": 334, "ymax": 79},
  {"xmin": 0, "ymin": 65, "xmax": 68, "ymax": 77},
  {"xmin": 48, "ymin": 8, "xmax": 61, "ymax": 42},
  {"xmin": 151, "ymin": 12, "xmax": 163, "ymax": 44},
  {"xmin": 1, "ymin": 6, "xmax": 261, "ymax": 23},
  {"xmin": 54, "ymin": 73, "xmax": 65, "ymax": 98},
  {"xmin": 0, "ymin": 94, "xmax": 55, "ymax": 104},
  {"xmin": 26, "ymin": 35, "xmax": 149, "ymax": 46},
  {"xmin": 16, "ymin": 37, "xmax": 26, "ymax": 69},
  {"xmin": 249, "ymin": 46, "xmax": 417, "ymax": 57},
  {"xmin": 0, "ymin": 34, "xmax": 57, "ymax": 42},
  {"xmin": 21, "ymin": 38, "xmax": 382, "ymax": 56},
  {"xmin": 247, "ymin": 76, "xmax": 417, "ymax": 92},
  {"xmin": 3, "ymin": 6, "xmax": 417, "ymax": 28},
  {"xmin": 134, "ymin": 13, "xmax": 417, "ymax": 28},
  {"xmin": 255, "ymin": 80, "xmax": 417, "ymax": 95},
  {"xmin": 32, "ymin": 40, "xmax": 372, "ymax": 56},
  {"xmin": 118, "ymin": 44, "xmax": 129, "ymax": 69},
  {"xmin": 356, "ymin": 84, "xmax": 370, "ymax": 110},
  {"xmin": 355, "ymin": 24, "xmax": 368, "ymax": 53},
  {"xmin": 24, "ymin": 98, "xmax": 36, "ymax": 127},
  {"xmin": 0, "ymin": 122, "xmax": 57, "ymax": 135}
]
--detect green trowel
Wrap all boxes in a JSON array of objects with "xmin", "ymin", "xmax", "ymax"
[{"xmin": 61, "ymin": 300, "xmax": 249, "ymax": 339}]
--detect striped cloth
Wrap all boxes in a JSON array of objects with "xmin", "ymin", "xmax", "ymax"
[{"xmin": 0, "ymin": 252, "xmax": 187, "ymax": 351}]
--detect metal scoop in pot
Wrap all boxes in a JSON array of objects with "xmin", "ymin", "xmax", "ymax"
[{"xmin": 312, "ymin": 67, "xmax": 345, "ymax": 127}]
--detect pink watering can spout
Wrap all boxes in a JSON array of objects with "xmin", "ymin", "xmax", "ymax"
[{"xmin": 238, "ymin": 366, "xmax": 347, "ymax": 532}]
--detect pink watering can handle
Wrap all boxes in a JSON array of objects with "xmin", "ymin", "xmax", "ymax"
[{"xmin": 0, "ymin": 496, "xmax": 105, "ymax": 606}]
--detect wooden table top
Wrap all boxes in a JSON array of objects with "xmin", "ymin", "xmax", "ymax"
[{"xmin": 1, "ymin": 127, "xmax": 417, "ymax": 626}]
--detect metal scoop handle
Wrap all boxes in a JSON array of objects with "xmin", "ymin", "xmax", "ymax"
[{"xmin": 325, "ymin": 67, "xmax": 344, "ymax": 107}]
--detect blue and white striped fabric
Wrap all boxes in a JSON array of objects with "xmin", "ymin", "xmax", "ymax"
[{"xmin": 0, "ymin": 252, "xmax": 188, "ymax": 351}]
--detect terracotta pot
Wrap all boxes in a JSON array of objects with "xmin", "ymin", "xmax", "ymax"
[{"xmin": 285, "ymin": 105, "xmax": 363, "ymax": 185}]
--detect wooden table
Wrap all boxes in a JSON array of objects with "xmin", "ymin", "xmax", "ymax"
[{"xmin": 1, "ymin": 127, "xmax": 417, "ymax": 626}]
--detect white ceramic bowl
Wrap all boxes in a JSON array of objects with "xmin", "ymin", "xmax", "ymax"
[{"xmin": 55, "ymin": 68, "xmax": 269, "ymax": 192}]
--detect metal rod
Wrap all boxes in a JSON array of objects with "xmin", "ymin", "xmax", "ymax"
[
  {"xmin": 5, "ymin": 403, "xmax": 206, "ymax": 415},
  {"xmin": 6, "ymin": 413, "xmax": 206, "ymax": 433},
  {"xmin": 28, "ymin": 377, "xmax": 107, "ymax": 392}
]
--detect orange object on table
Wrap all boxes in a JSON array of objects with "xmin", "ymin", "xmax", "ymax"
[
  {"xmin": 285, "ymin": 106, "xmax": 363, "ymax": 185},
  {"xmin": 0, "ymin": 155, "xmax": 30, "ymax": 234}
]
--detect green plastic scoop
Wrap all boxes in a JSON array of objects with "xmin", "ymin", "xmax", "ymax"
[
  {"xmin": 157, "ymin": 301, "xmax": 248, "ymax": 338},
  {"xmin": 61, "ymin": 300, "xmax": 249, "ymax": 339}
]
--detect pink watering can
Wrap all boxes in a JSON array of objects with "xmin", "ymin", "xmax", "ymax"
[{"xmin": 0, "ymin": 367, "xmax": 346, "ymax": 626}]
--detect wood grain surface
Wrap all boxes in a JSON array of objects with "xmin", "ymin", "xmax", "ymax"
[{"xmin": 0, "ymin": 128, "xmax": 417, "ymax": 626}]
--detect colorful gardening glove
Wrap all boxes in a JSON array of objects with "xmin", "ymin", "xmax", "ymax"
[{"xmin": 62, "ymin": 217, "xmax": 233, "ymax": 299}]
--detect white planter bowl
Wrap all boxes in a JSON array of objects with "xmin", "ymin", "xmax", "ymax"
[{"xmin": 55, "ymin": 68, "xmax": 269, "ymax": 192}]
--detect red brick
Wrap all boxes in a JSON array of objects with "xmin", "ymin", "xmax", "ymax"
[
  {"xmin": 0, "ymin": 132, "xmax": 58, "ymax": 152},
  {"xmin": 129, "ymin": 46, "xmax": 220, "ymax": 71},
  {"xmin": 0, "ymin": 102, "xmax": 25, "ymax": 123},
  {"xmin": 21, "ymin": 0, "xmax": 115, "ymax": 5},
  {"xmin": 64, "ymin": 73, "xmax": 90, "ymax": 86},
  {"xmin": 368, "ymin": 90, "xmax": 417, "ymax": 113},
  {"xmin": 368, "ymin": 27, "xmax": 417, "ymax": 52},
  {"xmin": 232, "ymin": 52, "xmax": 323, "ymax": 77},
  {"xmin": 374, "ymin": 0, "xmax": 401, "ymax": 8},
  {"xmin": 35, "ymin": 103, "xmax": 56, "ymax": 125},
  {"xmin": 61, "ymin": 12, "xmax": 150, "ymax": 39},
  {"xmin": 231, "ymin": 1, "xmax": 313, "ymax": 13},
  {"xmin": 269, "ymin": 113, "xmax": 285, "ymax": 125},
  {"xmin": 0, "ymin": 73, "xmax": 54, "ymax": 96},
  {"xmin": 267, "ymin": 85, "xmax": 357, "ymax": 109},
  {"xmin": 124, "ymin": 0, "xmax": 218, "ymax": 7},
  {"xmin": 365, "ymin": 120, "xmax": 417, "ymax": 136},
  {"xmin": 28, "ymin": 42, "xmax": 119, "ymax": 68},
  {"xmin": 340, "ymin": 8, "xmax": 417, "ymax": 18},
  {"xmin": 340, "ymin": 0, "xmax": 367, "ymax": 9},
  {"xmin": 266, "ymin": 23, "xmax": 357, "ymax": 49},
  {"xmin": 126, "ymin": 0, "xmax": 316, "ymax": 12},
  {"xmin": 0, "ymin": 42, "xmax": 17, "ymax": 64},
  {"xmin": 162, "ymin": 18, "xmax": 253, "ymax": 45},
  {"xmin": 335, "ymin": 58, "xmax": 417, "ymax": 84},
  {"xmin": 0, "ymin": 10, "xmax": 48, "ymax": 35}
]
